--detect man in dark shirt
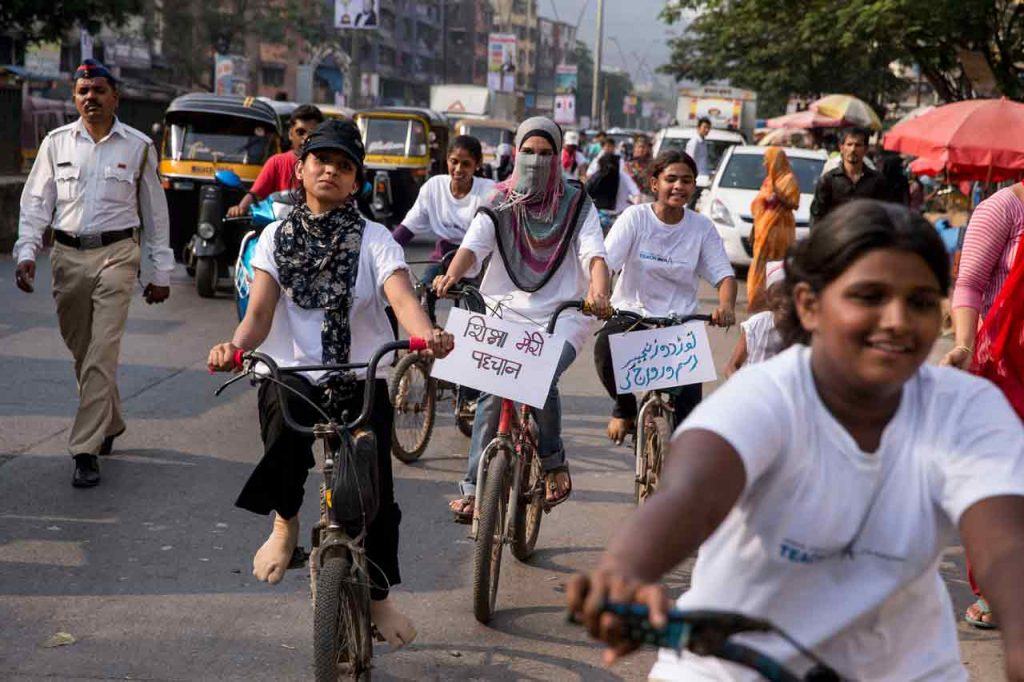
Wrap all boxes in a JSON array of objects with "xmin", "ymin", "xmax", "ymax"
[{"xmin": 810, "ymin": 128, "xmax": 887, "ymax": 226}]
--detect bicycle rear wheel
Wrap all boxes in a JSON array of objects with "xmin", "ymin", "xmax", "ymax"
[
  {"xmin": 472, "ymin": 447, "xmax": 511, "ymax": 624},
  {"xmin": 511, "ymin": 437, "xmax": 544, "ymax": 561},
  {"xmin": 389, "ymin": 352, "xmax": 436, "ymax": 463},
  {"xmin": 313, "ymin": 556, "xmax": 373, "ymax": 681},
  {"xmin": 636, "ymin": 411, "xmax": 671, "ymax": 505}
]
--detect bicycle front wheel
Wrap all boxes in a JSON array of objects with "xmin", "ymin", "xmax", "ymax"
[
  {"xmin": 511, "ymin": 440, "xmax": 544, "ymax": 561},
  {"xmin": 313, "ymin": 556, "xmax": 373, "ymax": 681},
  {"xmin": 389, "ymin": 352, "xmax": 437, "ymax": 463},
  {"xmin": 636, "ymin": 411, "xmax": 671, "ymax": 505},
  {"xmin": 472, "ymin": 446, "xmax": 511, "ymax": 624}
]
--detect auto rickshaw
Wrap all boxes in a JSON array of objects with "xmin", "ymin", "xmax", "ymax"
[
  {"xmin": 158, "ymin": 94, "xmax": 281, "ymax": 297},
  {"xmin": 355, "ymin": 107, "xmax": 449, "ymax": 226},
  {"xmin": 453, "ymin": 118, "xmax": 516, "ymax": 177}
]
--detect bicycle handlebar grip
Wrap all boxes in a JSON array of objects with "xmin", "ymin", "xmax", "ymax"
[
  {"xmin": 232, "ymin": 348, "xmax": 246, "ymax": 370},
  {"xmin": 408, "ymin": 336, "xmax": 428, "ymax": 352}
]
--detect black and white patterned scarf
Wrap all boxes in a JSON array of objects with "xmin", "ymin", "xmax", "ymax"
[{"xmin": 274, "ymin": 201, "xmax": 364, "ymax": 365}]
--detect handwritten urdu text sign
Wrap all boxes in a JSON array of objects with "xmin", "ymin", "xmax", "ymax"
[
  {"xmin": 430, "ymin": 307, "xmax": 565, "ymax": 408},
  {"xmin": 608, "ymin": 322, "xmax": 717, "ymax": 395}
]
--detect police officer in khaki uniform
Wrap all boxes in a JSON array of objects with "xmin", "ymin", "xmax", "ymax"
[{"xmin": 13, "ymin": 60, "xmax": 174, "ymax": 488}]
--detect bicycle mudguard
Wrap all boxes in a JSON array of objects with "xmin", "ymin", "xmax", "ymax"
[{"xmin": 331, "ymin": 429, "xmax": 380, "ymax": 536}]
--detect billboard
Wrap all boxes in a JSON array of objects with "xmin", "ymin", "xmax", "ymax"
[
  {"xmin": 214, "ymin": 54, "xmax": 249, "ymax": 96},
  {"xmin": 554, "ymin": 64, "xmax": 577, "ymax": 95},
  {"xmin": 335, "ymin": 0, "xmax": 380, "ymax": 29},
  {"xmin": 554, "ymin": 95, "xmax": 576, "ymax": 125},
  {"xmin": 487, "ymin": 33, "xmax": 517, "ymax": 93}
]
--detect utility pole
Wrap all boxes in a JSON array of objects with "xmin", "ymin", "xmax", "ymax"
[{"xmin": 591, "ymin": 0, "xmax": 604, "ymax": 129}]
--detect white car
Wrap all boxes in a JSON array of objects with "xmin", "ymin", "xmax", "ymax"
[
  {"xmin": 652, "ymin": 126, "xmax": 747, "ymax": 175},
  {"xmin": 696, "ymin": 145, "xmax": 827, "ymax": 269}
]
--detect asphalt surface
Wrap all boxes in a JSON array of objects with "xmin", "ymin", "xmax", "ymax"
[{"xmin": 0, "ymin": 244, "xmax": 1001, "ymax": 681}]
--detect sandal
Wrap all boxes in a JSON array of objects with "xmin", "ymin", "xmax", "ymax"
[
  {"xmin": 544, "ymin": 465, "xmax": 572, "ymax": 509},
  {"xmin": 964, "ymin": 598, "xmax": 998, "ymax": 629},
  {"xmin": 449, "ymin": 496, "xmax": 474, "ymax": 524}
]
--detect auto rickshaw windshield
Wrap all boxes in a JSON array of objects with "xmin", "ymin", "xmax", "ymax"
[
  {"xmin": 363, "ymin": 117, "xmax": 428, "ymax": 157},
  {"xmin": 164, "ymin": 117, "xmax": 274, "ymax": 165},
  {"xmin": 461, "ymin": 125, "xmax": 511, "ymax": 158}
]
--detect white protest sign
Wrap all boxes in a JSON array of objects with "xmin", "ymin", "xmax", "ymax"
[
  {"xmin": 609, "ymin": 322, "xmax": 717, "ymax": 395},
  {"xmin": 430, "ymin": 307, "xmax": 565, "ymax": 409}
]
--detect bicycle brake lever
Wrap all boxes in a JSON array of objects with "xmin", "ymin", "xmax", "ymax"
[{"xmin": 214, "ymin": 371, "xmax": 250, "ymax": 396}]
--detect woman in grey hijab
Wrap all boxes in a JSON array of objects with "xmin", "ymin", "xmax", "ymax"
[{"xmin": 435, "ymin": 116, "xmax": 612, "ymax": 521}]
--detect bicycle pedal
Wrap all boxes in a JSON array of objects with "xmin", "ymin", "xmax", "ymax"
[{"xmin": 287, "ymin": 546, "xmax": 309, "ymax": 569}]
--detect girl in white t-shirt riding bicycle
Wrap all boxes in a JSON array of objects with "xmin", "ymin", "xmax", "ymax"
[
  {"xmin": 725, "ymin": 260, "xmax": 786, "ymax": 377},
  {"xmin": 596, "ymin": 149, "xmax": 737, "ymax": 445},
  {"xmin": 569, "ymin": 199, "xmax": 1024, "ymax": 681},
  {"xmin": 206, "ymin": 120, "xmax": 453, "ymax": 651}
]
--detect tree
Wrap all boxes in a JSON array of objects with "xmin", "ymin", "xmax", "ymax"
[
  {"xmin": 659, "ymin": 0, "xmax": 905, "ymax": 118},
  {"xmin": 659, "ymin": 0, "xmax": 1024, "ymax": 116},
  {"xmin": 574, "ymin": 41, "xmax": 594, "ymax": 122},
  {"xmin": 1, "ymin": 0, "xmax": 141, "ymax": 45}
]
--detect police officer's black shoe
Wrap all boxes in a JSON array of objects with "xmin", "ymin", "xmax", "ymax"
[
  {"xmin": 72, "ymin": 454, "xmax": 100, "ymax": 488},
  {"xmin": 99, "ymin": 429, "xmax": 124, "ymax": 456}
]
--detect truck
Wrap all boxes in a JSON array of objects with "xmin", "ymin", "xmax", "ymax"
[
  {"xmin": 675, "ymin": 85, "xmax": 758, "ymax": 142},
  {"xmin": 429, "ymin": 84, "xmax": 522, "ymax": 122}
]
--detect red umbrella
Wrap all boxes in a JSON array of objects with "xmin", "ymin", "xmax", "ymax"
[
  {"xmin": 765, "ymin": 110, "xmax": 844, "ymax": 129},
  {"xmin": 884, "ymin": 98, "xmax": 1024, "ymax": 182}
]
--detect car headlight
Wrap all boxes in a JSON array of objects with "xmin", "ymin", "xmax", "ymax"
[
  {"xmin": 197, "ymin": 221, "xmax": 216, "ymax": 240},
  {"xmin": 710, "ymin": 199, "xmax": 734, "ymax": 227}
]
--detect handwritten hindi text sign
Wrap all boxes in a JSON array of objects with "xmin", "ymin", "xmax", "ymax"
[
  {"xmin": 608, "ymin": 322, "xmax": 717, "ymax": 395},
  {"xmin": 430, "ymin": 307, "xmax": 565, "ymax": 408}
]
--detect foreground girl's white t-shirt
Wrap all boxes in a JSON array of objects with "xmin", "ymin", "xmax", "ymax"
[
  {"xmin": 460, "ymin": 205, "xmax": 606, "ymax": 354},
  {"xmin": 250, "ymin": 219, "xmax": 408, "ymax": 380},
  {"xmin": 651, "ymin": 345, "xmax": 1024, "ymax": 681},
  {"xmin": 400, "ymin": 175, "xmax": 496, "ymax": 243},
  {"xmin": 605, "ymin": 203, "xmax": 733, "ymax": 318}
]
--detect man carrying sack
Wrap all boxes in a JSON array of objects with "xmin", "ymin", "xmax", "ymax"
[{"xmin": 13, "ymin": 59, "xmax": 174, "ymax": 488}]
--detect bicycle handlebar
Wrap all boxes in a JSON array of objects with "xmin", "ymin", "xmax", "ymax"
[
  {"xmin": 546, "ymin": 300, "xmax": 713, "ymax": 334},
  {"xmin": 569, "ymin": 602, "xmax": 839, "ymax": 682},
  {"xmin": 219, "ymin": 337, "xmax": 427, "ymax": 435}
]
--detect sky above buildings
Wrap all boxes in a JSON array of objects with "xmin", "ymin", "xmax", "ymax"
[{"xmin": 545, "ymin": 0, "xmax": 679, "ymax": 87}]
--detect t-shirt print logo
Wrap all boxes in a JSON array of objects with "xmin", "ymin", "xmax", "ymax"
[
  {"xmin": 779, "ymin": 539, "xmax": 827, "ymax": 564},
  {"xmin": 638, "ymin": 250, "xmax": 676, "ymax": 265}
]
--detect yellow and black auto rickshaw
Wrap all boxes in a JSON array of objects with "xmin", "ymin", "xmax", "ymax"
[
  {"xmin": 453, "ymin": 117, "xmax": 516, "ymax": 176},
  {"xmin": 355, "ymin": 107, "xmax": 449, "ymax": 226},
  {"xmin": 159, "ymin": 94, "xmax": 281, "ymax": 296}
]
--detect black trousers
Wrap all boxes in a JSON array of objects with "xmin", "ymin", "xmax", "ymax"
[
  {"xmin": 594, "ymin": 314, "xmax": 703, "ymax": 425},
  {"xmin": 237, "ymin": 375, "xmax": 400, "ymax": 600}
]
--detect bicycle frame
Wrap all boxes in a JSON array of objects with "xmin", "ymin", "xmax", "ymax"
[{"xmin": 471, "ymin": 398, "xmax": 537, "ymax": 539}]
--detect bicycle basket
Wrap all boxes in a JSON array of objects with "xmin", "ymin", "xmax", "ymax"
[{"xmin": 331, "ymin": 427, "xmax": 380, "ymax": 536}]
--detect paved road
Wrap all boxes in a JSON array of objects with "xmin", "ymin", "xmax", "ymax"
[{"xmin": 0, "ymin": 247, "xmax": 1001, "ymax": 681}]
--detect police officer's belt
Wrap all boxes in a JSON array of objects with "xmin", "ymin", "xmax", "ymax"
[{"xmin": 54, "ymin": 228, "xmax": 135, "ymax": 250}]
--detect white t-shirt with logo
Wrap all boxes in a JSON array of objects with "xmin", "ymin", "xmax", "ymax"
[
  {"xmin": 250, "ymin": 219, "xmax": 408, "ymax": 381},
  {"xmin": 740, "ymin": 310, "xmax": 781, "ymax": 365},
  {"xmin": 399, "ymin": 174, "xmax": 496, "ymax": 243},
  {"xmin": 605, "ymin": 203, "xmax": 734, "ymax": 318},
  {"xmin": 650, "ymin": 345, "xmax": 1024, "ymax": 681}
]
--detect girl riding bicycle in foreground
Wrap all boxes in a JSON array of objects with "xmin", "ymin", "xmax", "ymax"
[
  {"xmin": 596, "ymin": 149, "xmax": 737, "ymax": 444},
  {"xmin": 569, "ymin": 200, "xmax": 1024, "ymax": 680},
  {"xmin": 207, "ymin": 120, "xmax": 453, "ymax": 649},
  {"xmin": 434, "ymin": 116, "xmax": 611, "ymax": 522}
]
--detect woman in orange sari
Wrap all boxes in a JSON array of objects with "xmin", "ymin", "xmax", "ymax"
[{"xmin": 748, "ymin": 147, "xmax": 800, "ymax": 311}]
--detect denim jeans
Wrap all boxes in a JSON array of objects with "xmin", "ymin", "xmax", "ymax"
[{"xmin": 460, "ymin": 342, "xmax": 576, "ymax": 496}]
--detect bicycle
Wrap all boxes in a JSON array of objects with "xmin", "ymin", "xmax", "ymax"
[
  {"xmin": 389, "ymin": 256, "xmax": 484, "ymax": 462},
  {"xmin": 613, "ymin": 310, "xmax": 713, "ymax": 505},
  {"xmin": 471, "ymin": 299, "xmax": 591, "ymax": 624},
  {"xmin": 570, "ymin": 601, "xmax": 840, "ymax": 682},
  {"xmin": 215, "ymin": 337, "xmax": 428, "ymax": 681}
]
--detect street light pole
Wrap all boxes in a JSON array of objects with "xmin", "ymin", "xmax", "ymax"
[{"xmin": 591, "ymin": 0, "xmax": 604, "ymax": 129}]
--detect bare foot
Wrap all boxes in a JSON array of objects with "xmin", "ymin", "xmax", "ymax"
[
  {"xmin": 370, "ymin": 597, "xmax": 417, "ymax": 649},
  {"xmin": 606, "ymin": 417, "xmax": 634, "ymax": 445},
  {"xmin": 252, "ymin": 514, "xmax": 299, "ymax": 585}
]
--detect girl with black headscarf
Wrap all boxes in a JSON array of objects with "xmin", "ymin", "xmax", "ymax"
[
  {"xmin": 207, "ymin": 120, "xmax": 453, "ymax": 649},
  {"xmin": 435, "ymin": 116, "xmax": 612, "ymax": 521}
]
